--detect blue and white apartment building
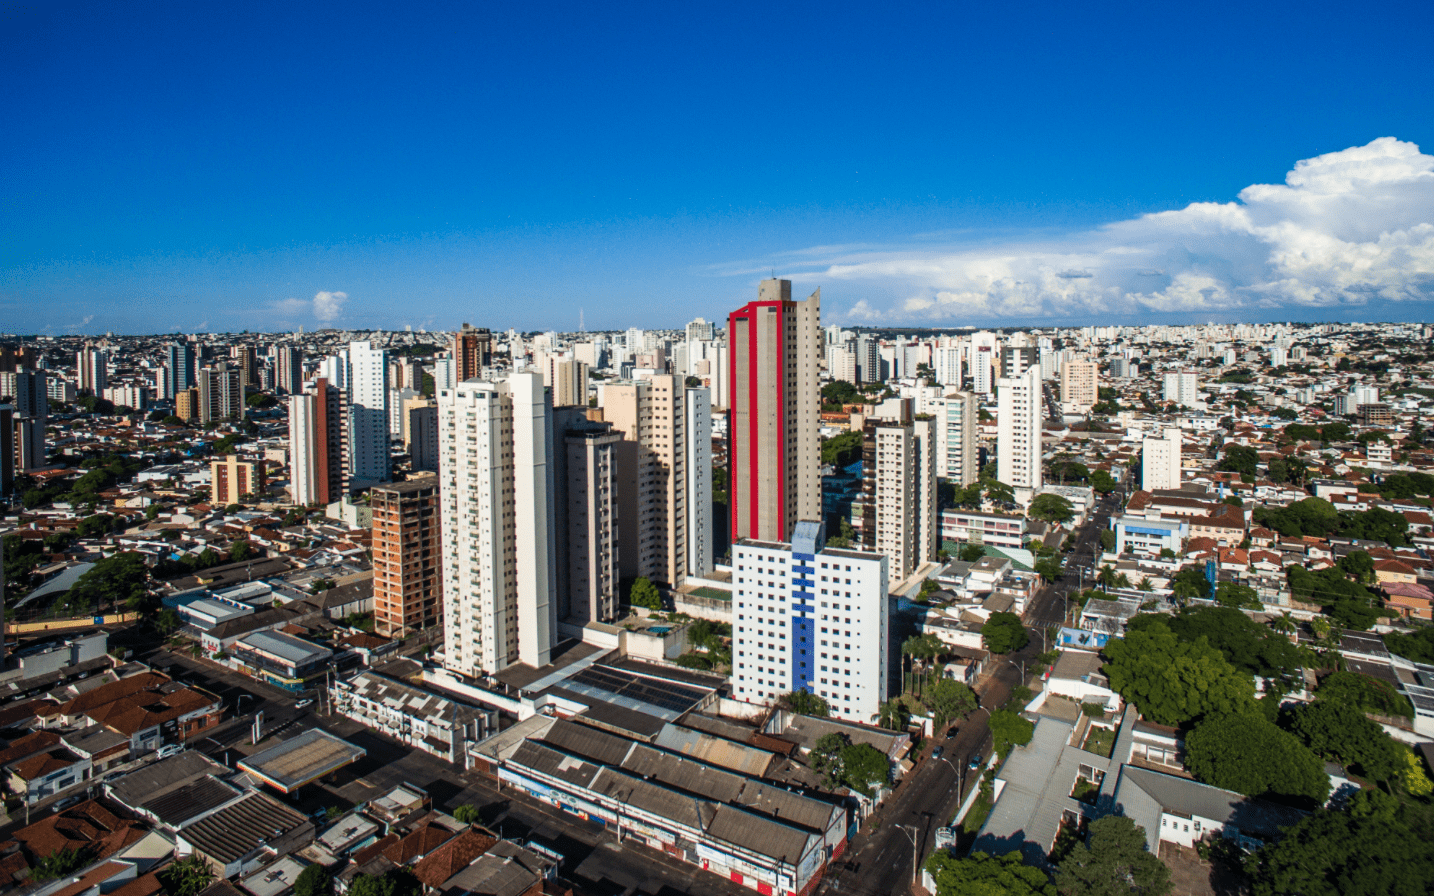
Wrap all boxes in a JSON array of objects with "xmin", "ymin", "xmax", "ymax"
[{"xmin": 731, "ymin": 520, "xmax": 889, "ymax": 724}]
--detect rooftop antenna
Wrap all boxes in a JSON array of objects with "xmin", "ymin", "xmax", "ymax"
[{"xmin": 579, "ymin": 308, "xmax": 585, "ymax": 333}]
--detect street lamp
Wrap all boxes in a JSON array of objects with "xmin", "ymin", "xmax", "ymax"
[
  {"xmin": 1007, "ymin": 658, "xmax": 1026, "ymax": 683},
  {"xmin": 898, "ymin": 824, "xmax": 921, "ymax": 888}
]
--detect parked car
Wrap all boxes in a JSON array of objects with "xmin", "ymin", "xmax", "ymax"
[
  {"xmin": 931, "ymin": 746, "xmax": 944, "ymax": 759},
  {"xmin": 155, "ymin": 744, "xmax": 184, "ymax": 759},
  {"xmin": 295, "ymin": 699, "xmax": 313, "ymax": 709},
  {"xmin": 969, "ymin": 753, "xmax": 983, "ymax": 771}
]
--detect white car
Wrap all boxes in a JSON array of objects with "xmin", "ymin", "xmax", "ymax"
[
  {"xmin": 295, "ymin": 699, "xmax": 313, "ymax": 709},
  {"xmin": 155, "ymin": 744, "xmax": 184, "ymax": 759}
]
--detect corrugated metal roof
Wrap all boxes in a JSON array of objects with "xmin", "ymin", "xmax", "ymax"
[{"xmin": 654, "ymin": 724, "xmax": 775, "ymax": 777}]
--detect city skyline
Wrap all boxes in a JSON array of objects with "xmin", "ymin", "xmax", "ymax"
[{"xmin": 4, "ymin": 2, "xmax": 1432, "ymax": 333}]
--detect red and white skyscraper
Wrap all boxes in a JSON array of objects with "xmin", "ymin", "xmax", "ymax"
[{"xmin": 727, "ymin": 279, "xmax": 821, "ymax": 544}]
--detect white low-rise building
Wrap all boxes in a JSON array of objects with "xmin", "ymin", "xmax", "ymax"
[{"xmin": 330, "ymin": 670, "xmax": 495, "ymax": 766}]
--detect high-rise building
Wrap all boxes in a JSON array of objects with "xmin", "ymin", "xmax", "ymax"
[
  {"xmin": 288, "ymin": 378, "xmax": 348, "ymax": 505},
  {"xmin": 603, "ymin": 375, "xmax": 688, "ymax": 587},
  {"xmin": 276, "ymin": 345, "xmax": 304, "ymax": 394},
  {"xmin": 936, "ymin": 391, "xmax": 978, "ymax": 486},
  {"xmin": 14, "ymin": 417, "xmax": 44, "ymax": 472},
  {"xmin": 855, "ymin": 336, "xmax": 880, "ymax": 384},
  {"xmin": 211, "ymin": 455, "xmax": 265, "ymax": 505},
  {"xmin": 544, "ymin": 355, "xmax": 589, "ymax": 408},
  {"xmin": 431, "ymin": 357, "xmax": 457, "ymax": 393},
  {"xmin": 452, "ymin": 324, "xmax": 493, "ymax": 382},
  {"xmin": 685, "ymin": 317, "xmax": 715, "ymax": 342},
  {"xmin": 857, "ymin": 401, "xmax": 936, "ymax": 581},
  {"xmin": 1060, "ymin": 355, "xmax": 1098, "ymax": 414},
  {"xmin": 76, "ymin": 347, "xmax": 107, "ymax": 395},
  {"xmin": 347, "ymin": 341, "xmax": 391, "ymax": 485},
  {"xmin": 727, "ymin": 279, "xmax": 821, "ymax": 544},
  {"xmin": 1000, "ymin": 346, "xmax": 1039, "ymax": 380},
  {"xmin": 555, "ymin": 417, "xmax": 623, "ymax": 626},
  {"xmin": 233, "ymin": 345, "xmax": 257, "ymax": 388},
  {"xmin": 1142, "ymin": 428, "xmax": 1182, "ymax": 491},
  {"xmin": 197, "ymin": 366, "xmax": 244, "ymax": 423},
  {"xmin": 166, "ymin": 343, "xmax": 195, "ymax": 400},
  {"xmin": 824, "ymin": 343, "xmax": 857, "ymax": 384},
  {"xmin": 175, "ymin": 388, "xmax": 199, "ymax": 422},
  {"xmin": 997, "ymin": 366, "xmax": 1043, "ymax": 492},
  {"xmin": 0, "ymin": 370, "xmax": 48, "ymax": 421},
  {"xmin": 730, "ymin": 521, "xmax": 888, "ymax": 724},
  {"xmin": 406, "ymin": 400, "xmax": 438, "ymax": 473},
  {"xmin": 438, "ymin": 372, "xmax": 556, "ymax": 674},
  {"xmin": 0, "ymin": 406, "xmax": 13, "ymax": 496},
  {"xmin": 1162, "ymin": 370, "xmax": 1199, "ymax": 407},
  {"xmin": 970, "ymin": 344, "xmax": 996, "ymax": 394},
  {"xmin": 371, "ymin": 476, "xmax": 442, "ymax": 639},
  {"xmin": 0, "ymin": 346, "xmax": 37, "ymax": 373},
  {"xmin": 685, "ymin": 386, "xmax": 714, "ymax": 580}
]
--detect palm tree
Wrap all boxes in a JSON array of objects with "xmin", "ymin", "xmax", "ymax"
[
  {"xmin": 1271, "ymin": 612, "xmax": 1297, "ymax": 642},
  {"xmin": 1114, "ymin": 572, "xmax": 1132, "ymax": 590},
  {"xmin": 1137, "ymin": 577, "xmax": 1154, "ymax": 592},
  {"xmin": 1310, "ymin": 616, "xmax": 1332, "ymax": 641},
  {"xmin": 1097, "ymin": 565, "xmax": 1118, "ymax": 592},
  {"xmin": 876, "ymin": 699, "xmax": 909, "ymax": 732}
]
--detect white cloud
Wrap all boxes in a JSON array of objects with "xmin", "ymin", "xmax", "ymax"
[
  {"xmin": 753, "ymin": 137, "xmax": 1434, "ymax": 323},
  {"xmin": 313, "ymin": 290, "xmax": 348, "ymax": 321}
]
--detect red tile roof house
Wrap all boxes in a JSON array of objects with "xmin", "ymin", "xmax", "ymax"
[
  {"xmin": 60, "ymin": 673, "xmax": 223, "ymax": 754},
  {"xmin": 1383, "ymin": 582, "xmax": 1434, "ymax": 622}
]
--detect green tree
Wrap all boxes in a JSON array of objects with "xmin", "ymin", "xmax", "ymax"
[
  {"xmin": 1054, "ymin": 815, "xmax": 1171, "ymax": 896},
  {"xmin": 1247, "ymin": 790, "xmax": 1434, "ymax": 896},
  {"xmin": 783, "ymin": 689, "xmax": 830, "ymax": 717},
  {"xmin": 1098, "ymin": 529, "xmax": 1115, "ymax": 552},
  {"xmin": 453, "ymin": 804, "xmax": 481, "ymax": 824},
  {"xmin": 1090, "ymin": 469, "xmax": 1117, "ymax": 494},
  {"xmin": 959, "ymin": 543, "xmax": 986, "ymax": 562},
  {"xmin": 984, "ymin": 478, "xmax": 1016, "ymax": 507},
  {"xmin": 989, "ymin": 708, "xmax": 1035, "ymax": 757},
  {"xmin": 1286, "ymin": 699, "xmax": 1403, "ymax": 783},
  {"xmin": 1314, "ymin": 670, "xmax": 1413, "ymax": 718},
  {"xmin": 1186, "ymin": 712, "xmax": 1329, "ymax": 803},
  {"xmin": 628, "ymin": 576, "xmax": 662, "ymax": 611},
  {"xmin": 809, "ymin": 731, "xmax": 848, "ymax": 788},
  {"xmin": 31, "ymin": 847, "xmax": 93, "ymax": 883},
  {"xmin": 926, "ymin": 678, "xmax": 978, "ymax": 728},
  {"xmin": 1214, "ymin": 581, "xmax": 1261, "ymax": 610},
  {"xmin": 1101, "ymin": 623, "xmax": 1256, "ymax": 725},
  {"xmin": 876, "ymin": 698, "xmax": 909, "ymax": 731},
  {"xmin": 64, "ymin": 551, "xmax": 150, "ymax": 614},
  {"xmin": 1035, "ymin": 557, "xmax": 1064, "ymax": 583},
  {"xmin": 158, "ymin": 854, "xmax": 216, "ymax": 896},
  {"xmin": 293, "ymin": 865, "xmax": 332, "ymax": 896},
  {"xmin": 926, "ymin": 850, "xmax": 1056, "ymax": 896},
  {"xmin": 1028, "ymin": 493, "xmax": 1076, "ymax": 524},
  {"xmin": 982, "ymin": 612, "xmax": 1029, "ymax": 654},
  {"xmin": 838, "ymin": 742, "xmax": 890, "ymax": 796},
  {"xmin": 155, "ymin": 608, "xmax": 182, "ymax": 636},
  {"xmin": 820, "ymin": 431, "xmax": 863, "ymax": 467},
  {"xmin": 1218, "ymin": 444, "xmax": 1260, "ymax": 478}
]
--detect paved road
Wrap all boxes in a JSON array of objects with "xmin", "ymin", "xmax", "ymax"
[
  {"xmin": 1025, "ymin": 488, "xmax": 1126, "ymax": 631},
  {"xmin": 813, "ymin": 646, "xmax": 1036, "ymax": 896}
]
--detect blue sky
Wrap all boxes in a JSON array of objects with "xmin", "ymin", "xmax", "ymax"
[{"xmin": 3, "ymin": 0, "xmax": 1432, "ymax": 334}]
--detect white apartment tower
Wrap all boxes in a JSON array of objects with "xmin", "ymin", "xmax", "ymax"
[
  {"xmin": 997, "ymin": 366, "xmax": 1043, "ymax": 492},
  {"xmin": 347, "ymin": 341, "xmax": 392, "ymax": 484},
  {"xmin": 438, "ymin": 372, "xmax": 557, "ymax": 674},
  {"xmin": 1162, "ymin": 371, "xmax": 1200, "ymax": 407},
  {"xmin": 76, "ymin": 347, "xmax": 107, "ymax": 395},
  {"xmin": 1142, "ymin": 428, "xmax": 1183, "ymax": 491},
  {"xmin": 731, "ymin": 521, "xmax": 888, "ymax": 724}
]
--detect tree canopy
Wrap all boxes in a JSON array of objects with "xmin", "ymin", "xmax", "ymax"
[
  {"xmin": 783, "ymin": 689, "xmax": 830, "ymax": 717},
  {"xmin": 1185, "ymin": 712, "xmax": 1329, "ymax": 804},
  {"xmin": 628, "ymin": 576, "xmax": 661, "ymax": 611},
  {"xmin": 1286, "ymin": 699, "xmax": 1403, "ymax": 783},
  {"xmin": 1247, "ymin": 791, "xmax": 1434, "ymax": 896},
  {"xmin": 982, "ymin": 612, "xmax": 1029, "ymax": 654},
  {"xmin": 1286, "ymin": 565, "xmax": 1385, "ymax": 630},
  {"xmin": 62, "ymin": 551, "xmax": 150, "ymax": 614},
  {"xmin": 1314, "ymin": 670, "xmax": 1413, "ymax": 718},
  {"xmin": 1154, "ymin": 607, "xmax": 1305, "ymax": 687},
  {"xmin": 989, "ymin": 708, "xmax": 1035, "ymax": 757},
  {"xmin": 1101, "ymin": 623, "xmax": 1256, "ymax": 725},
  {"xmin": 1028, "ymin": 493, "xmax": 1076, "ymax": 524},
  {"xmin": 926, "ymin": 678, "xmax": 978, "ymax": 727},
  {"xmin": 926, "ymin": 850, "xmax": 1055, "ymax": 896},
  {"xmin": 1054, "ymin": 815, "xmax": 1171, "ymax": 896}
]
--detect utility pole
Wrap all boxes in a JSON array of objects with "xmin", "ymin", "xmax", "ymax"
[{"xmin": 899, "ymin": 824, "xmax": 920, "ymax": 888}]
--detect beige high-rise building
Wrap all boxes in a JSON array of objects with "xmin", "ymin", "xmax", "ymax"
[
  {"xmin": 1060, "ymin": 354, "xmax": 1098, "ymax": 414},
  {"xmin": 176, "ymin": 388, "xmax": 199, "ymax": 422},
  {"xmin": 727, "ymin": 279, "xmax": 821, "ymax": 543},
  {"xmin": 858, "ymin": 400, "xmax": 937, "ymax": 581},
  {"xmin": 438, "ymin": 371, "xmax": 556, "ymax": 674},
  {"xmin": 210, "ymin": 455, "xmax": 265, "ymax": 505},
  {"xmin": 602, "ymin": 375, "xmax": 687, "ymax": 588},
  {"xmin": 935, "ymin": 391, "xmax": 978, "ymax": 486},
  {"xmin": 539, "ymin": 354, "xmax": 589, "ymax": 408},
  {"xmin": 371, "ymin": 476, "xmax": 441, "ymax": 639},
  {"xmin": 197, "ymin": 366, "xmax": 244, "ymax": 423}
]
